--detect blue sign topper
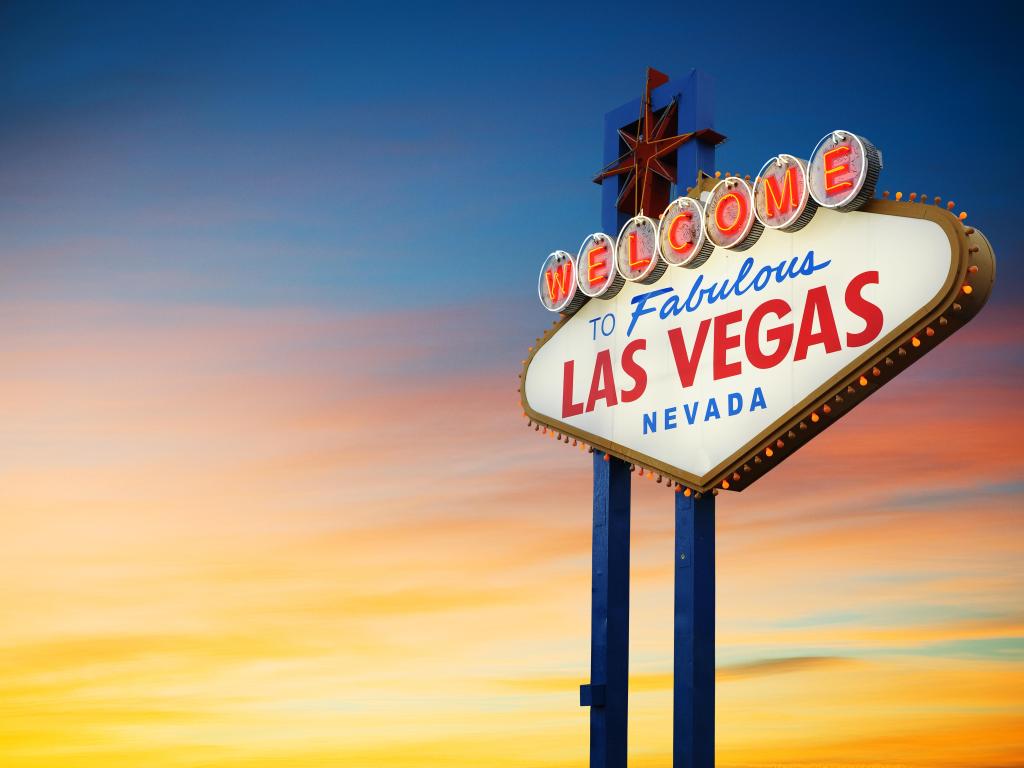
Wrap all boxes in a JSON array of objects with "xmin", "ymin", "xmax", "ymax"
[
  {"xmin": 596, "ymin": 68, "xmax": 724, "ymax": 235},
  {"xmin": 582, "ymin": 68, "xmax": 720, "ymax": 768}
]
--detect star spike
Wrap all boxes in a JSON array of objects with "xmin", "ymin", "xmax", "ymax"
[
  {"xmin": 593, "ymin": 69, "xmax": 727, "ymax": 216},
  {"xmin": 642, "ymin": 68, "xmax": 668, "ymax": 143},
  {"xmin": 618, "ymin": 127, "xmax": 639, "ymax": 152},
  {"xmin": 615, "ymin": 170, "xmax": 638, "ymax": 211}
]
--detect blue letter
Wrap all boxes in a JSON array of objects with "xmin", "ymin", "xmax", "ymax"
[
  {"xmin": 664, "ymin": 406, "xmax": 677, "ymax": 430},
  {"xmin": 643, "ymin": 411, "xmax": 657, "ymax": 434},
  {"xmin": 753, "ymin": 265, "xmax": 772, "ymax": 291},
  {"xmin": 750, "ymin": 387, "xmax": 767, "ymax": 411},
  {"xmin": 728, "ymin": 392, "xmax": 743, "ymax": 415},
  {"xmin": 732, "ymin": 257, "xmax": 755, "ymax": 296},
  {"xmin": 683, "ymin": 402, "xmax": 699, "ymax": 425},
  {"xmin": 627, "ymin": 287, "xmax": 673, "ymax": 337},
  {"xmin": 801, "ymin": 249, "xmax": 831, "ymax": 274},
  {"xmin": 683, "ymin": 275, "xmax": 705, "ymax": 312},
  {"xmin": 660, "ymin": 294, "xmax": 684, "ymax": 320},
  {"xmin": 704, "ymin": 398, "xmax": 721, "ymax": 421}
]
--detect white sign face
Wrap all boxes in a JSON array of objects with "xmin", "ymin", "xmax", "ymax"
[{"xmin": 523, "ymin": 205, "xmax": 959, "ymax": 486}]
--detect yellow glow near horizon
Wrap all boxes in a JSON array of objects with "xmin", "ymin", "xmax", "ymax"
[{"xmin": 1, "ymin": 300, "xmax": 1022, "ymax": 767}]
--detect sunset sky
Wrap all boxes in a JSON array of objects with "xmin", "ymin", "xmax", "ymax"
[{"xmin": 1, "ymin": 2, "xmax": 1022, "ymax": 767}]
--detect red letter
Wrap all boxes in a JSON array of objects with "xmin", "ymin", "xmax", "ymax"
[
  {"xmin": 587, "ymin": 244, "xmax": 609, "ymax": 287},
  {"xmin": 793, "ymin": 286, "xmax": 841, "ymax": 361},
  {"xmin": 715, "ymin": 192, "xmax": 746, "ymax": 234},
  {"xmin": 667, "ymin": 320, "xmax": 711, "ymax": 388},
  {"xmin": 562, "ymin": 360, "xmax": 584, "ymax": 418},
  {"xmin": 845, "ymin": 270, "xmax": 884, "ymax": 347},
  {"xmin": 586, "ymin": 350, "xmax": 618, "ymax": 412},
  {"xmin": 667, "ymin": 212, "xmax": 694, "ymax": 255},
  {"xmin": 545, "ymin": 262, "xmax": 573, "ymax": 303},
  {"xmin": 823, "ymin": 145, "xmax": 853, "ymax": 195},
  {"xmin": 713, "ymin": 309, "xmax": 743, "ymax": 380},
  {"xmin": 764, "ymin": 165, "xmax": 799, "ymax": 217},
  {"xmin": 627, "ymin": 230, "xmax": 649, "ymax": 271},
  {"xmin": 620, "ymin": 339, "xmax": 647, "ymax": 403},
  {"xmin": 745, "ymin": 299, "xmax": 793, "ymax": 369}
]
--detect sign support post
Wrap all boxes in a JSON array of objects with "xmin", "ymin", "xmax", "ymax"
[
  {"xmin": 582, "ymin": 68, "xmax": 721, "ymax": 768},
  {"xmin": 674, "ymin": 492, "xmax": 715, "ymax": 767},
  {"xmin": 581, "ymin": 451, "xmax": 631, "ymax": 768}
]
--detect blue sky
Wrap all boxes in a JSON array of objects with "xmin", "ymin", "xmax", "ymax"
[{"xmin": 2, "ymin": 0, "xmax": 1019, "ymax": 323}]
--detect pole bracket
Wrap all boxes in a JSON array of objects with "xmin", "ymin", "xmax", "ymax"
[{"xmin": 580, "ymin": 683, "xmax": 607, "ymax": 708}]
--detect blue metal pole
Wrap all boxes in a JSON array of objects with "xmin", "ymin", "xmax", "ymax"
[
  {"xmin": 671, "ymin": 68, "xmax": 717, "ymax": 768},
  {"xmin": 580, "ymin": 451, "xmax": 631, "ymax": 768},
  {"xmin": 590, "ymin": 68, "xmax": 718, "ymax": 768},
  {"xmin": 674, "ymin": 491, "xmax": 715, "ymax": 767}
]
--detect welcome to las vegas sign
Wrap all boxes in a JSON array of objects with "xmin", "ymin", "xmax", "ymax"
[{"xmin": 521, "ymin": 131, "xmax": 995, "ymax": 494}]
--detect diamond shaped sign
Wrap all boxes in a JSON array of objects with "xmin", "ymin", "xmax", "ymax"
[{"xmin": 522, "ymin": 198, "xmax": 994, "ymax": 493}]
